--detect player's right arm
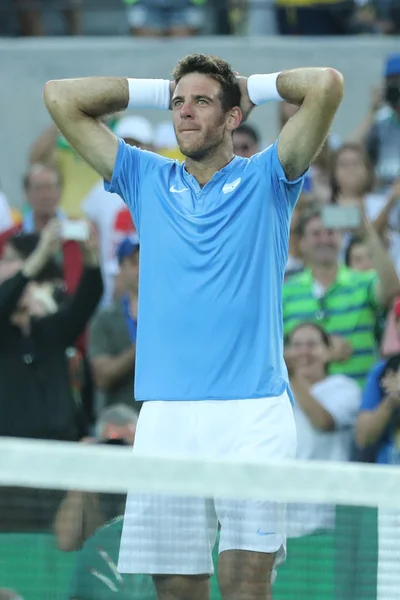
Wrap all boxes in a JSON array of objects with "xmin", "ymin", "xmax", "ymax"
[{"xmin": 43, "ymin": 77, "xmax": 130, "ymax": 182}]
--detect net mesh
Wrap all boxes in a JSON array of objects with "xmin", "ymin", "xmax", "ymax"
[{"xmin": 0, "ymin": 437, "xmax": 399, "ymax": 600}]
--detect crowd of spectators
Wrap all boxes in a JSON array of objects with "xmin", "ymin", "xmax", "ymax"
[
  {"xmin": 0, "ymin": 49, "xmax": 399, "ymax": 599},
  {"xmin": 1, "ymin": 0, "xmax": 400, "ymax": 37}
]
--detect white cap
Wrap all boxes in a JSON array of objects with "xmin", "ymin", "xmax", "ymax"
[
  {"xmin": 114, "ymin": 116, "xmax": 154, "ymax": 145},
  {"xmin": 154, "ymin": 121, "xmax": 177, "ymax": 149}
]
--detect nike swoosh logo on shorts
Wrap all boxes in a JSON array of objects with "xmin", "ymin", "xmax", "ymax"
[
  {"xmin": 170, "ymin": 185, "xmax": 189, "ymax": 193},
  {"xmin": 256, "ymin": 528, "xmax": 275, "ymax": 536}
]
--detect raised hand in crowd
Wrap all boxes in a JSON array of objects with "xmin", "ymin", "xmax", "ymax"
[
  {"xmin": 381, "ymin": 367, "xmax": 400, "ymax": 406},
  {"xmin": 78, "ymin": 222, "xmax": 100, "ymax": 267},
  {"xmin": 22, "ymin": 218, "xmax": 61, "ymax": 280},
  {"xmin": 329, "ymin": 335, "xmax": 353, "ymax": 363}
]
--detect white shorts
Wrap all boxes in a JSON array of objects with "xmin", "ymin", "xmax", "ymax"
[{"xmin": 118, "ymin": 393, "xmax": 296, "ymax": 576}]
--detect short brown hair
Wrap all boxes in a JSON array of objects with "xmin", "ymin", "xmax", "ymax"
[
  {"xmin": 172, "ymin": 54, "xmax": 241, "ymax": 112},
  {"xmin": 295, "ymin": 205, "xmax": 323, "ymax": 238}
]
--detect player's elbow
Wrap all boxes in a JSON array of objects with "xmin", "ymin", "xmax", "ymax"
[
  {"xmin": 43, "ymin": 80, "xmax": 62, "ymax": 104},
  {"xmin": 318, "ymin": 69, "xmax": 344, "ymax": 103},
  {"xmin": 43, "ymin": 80, "xmax": 72, "ymax": 113}
]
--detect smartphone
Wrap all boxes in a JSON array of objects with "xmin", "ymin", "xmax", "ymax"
[
  {"xmin": 321, "ymin": 205, "xmax": 361, "ymax": 230},
  {"xmin": 61, "ymin": 220, "xmax": 89, "ymax": 242}
]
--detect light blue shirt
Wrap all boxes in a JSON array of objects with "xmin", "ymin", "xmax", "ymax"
[{"xmin": 105, "ymin": 139, "xmax": 305, "ymax": 401}]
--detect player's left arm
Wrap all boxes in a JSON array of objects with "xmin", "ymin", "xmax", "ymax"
[
  {"xmin": 239, "ymin": 68, "xmax": 344, "ymax": 181},
  {"xmin": 276, "ymin": 68, "xmax": 344, "ymax": 180}
]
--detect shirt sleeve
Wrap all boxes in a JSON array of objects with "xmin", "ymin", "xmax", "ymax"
[
  {"xmin": 360, "ymin": 361, "xmax": 386, "ymax": 411},
  {"xmin": 317, "ymin": 376, "xmax": 362, "ymax": 429},
  {"xmin": 104, "ymin": 139, "xmax": 169, "ymax": 234},
  {"xmin": 251, "ymin": 140, "xmax": 307, "ymax": 212}
]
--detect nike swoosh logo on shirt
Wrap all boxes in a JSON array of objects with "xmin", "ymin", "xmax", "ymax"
[
  {"xmin": 222, "ymin": 178, "xmax": 241, "ymax": 194},
  {"xmin": 170, "ymin": 185, "xmax": 189, "ymax": 193}
]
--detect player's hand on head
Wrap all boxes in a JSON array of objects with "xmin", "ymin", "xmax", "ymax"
[
  {"xmin": 37, "ymin": 218, "xmax": 62, "ymax": 259},
  {"xmin": 235, "ymin": 75, "xmax": 255, "ymax": 122}
]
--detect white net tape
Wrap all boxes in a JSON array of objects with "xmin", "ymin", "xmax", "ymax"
[{"xmin": 1, "ymin": 437, "xmax": 399, "ymax": 508}]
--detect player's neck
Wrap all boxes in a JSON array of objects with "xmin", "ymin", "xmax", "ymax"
[
  {"xmin": 184, "ymin": 148, "xmax": 235, "ymax": 187},
  {"xmin": 311, "ymin": 264, "xmax": 338, "ymax": 288}
]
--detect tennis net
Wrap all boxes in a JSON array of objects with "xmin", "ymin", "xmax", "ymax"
[{"xmin": 0, "ymin": 437, "xmax": 399, "ymax": 600}]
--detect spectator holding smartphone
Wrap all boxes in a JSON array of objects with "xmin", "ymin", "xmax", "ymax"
[
  {"xmin": 0, "ymin": 163, "xmax": 84, "ymax": 295},
  {"xmin": 0, "ymin": 219, "xmax": 102, "ymax": 441}
]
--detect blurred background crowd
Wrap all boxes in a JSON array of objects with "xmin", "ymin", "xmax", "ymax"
[
  {"xmin": 0, "ymin": 0, "xmax": 400, "ymax": 37},
  {"xmin": 0, "ymin": 4, "xmax": 400, "ymax": 597}
]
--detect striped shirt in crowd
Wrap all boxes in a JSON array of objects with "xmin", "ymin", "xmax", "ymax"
[{"xmin": 283, "ymin": 266, "xmax": 380, "ymax": 388}]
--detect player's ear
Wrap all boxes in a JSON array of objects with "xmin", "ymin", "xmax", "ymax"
[{"xmin": 227, "ymin": 106, "xmax": 242, "ymax": 132}]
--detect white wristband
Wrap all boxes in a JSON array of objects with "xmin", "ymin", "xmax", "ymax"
[
  {"xmin": 127, "ymin": 78, "xmax": 170, "ymax": 110},
  {"xmin": 247, "ymin": 73, "xmax": 282, "ymax": 106}
]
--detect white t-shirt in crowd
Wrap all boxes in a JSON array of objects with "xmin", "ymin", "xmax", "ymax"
[
  {"xmin": 287, "ymin": 374, "xmax": 361, "ymax": 538},
  {"xmin": 0, "ymin": 191, "xmax": 13, "ymax": 234},
  {"xmin": 82, "ymin": 181, "xmax": 137, "ymax": 305}
]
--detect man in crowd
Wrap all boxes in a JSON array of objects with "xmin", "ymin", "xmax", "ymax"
[
  {"xmin": 0, "ymin": 221, "xmax": 102, "ymax": 535},
  {"xmin": 88, "ymin": 237, "xmax": 139, "ymax": 411},
  {"xmin": 232, "ymin": 122, "xmax": 260, "ymax": 157},
  {"xmin": 353, "ymin": 54, "xmax": 400, "ymax": 190},
  {"xmin": 54, "ymin": 403, "xmax": 137, "ymax": 553},
  {"xmin": 29, "ymin": 117, "xmax": 120, "ymax": 217},
  {"xmin": 0, "ymin": 220, "xmax": 102, "ymax": 440},
  {"xmin": 82, "ymin": 116, "xmax": 152, "ymax": 305},
  {"xmin": 0, "ymin": 163, "xmax": 83, "ymax": 294},
  {"xmin": 283, "ymin": 206, "xmax": 400, "ymax": 388}
]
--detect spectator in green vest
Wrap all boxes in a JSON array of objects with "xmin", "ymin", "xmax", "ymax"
[{"xmin": 283, "ymin": 206, "xmax": 400, "ymax": 387}]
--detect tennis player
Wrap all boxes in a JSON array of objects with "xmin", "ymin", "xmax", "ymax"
[{"xmin": 43, "ymin": 54, "xmax": 344, "ymax": 600}]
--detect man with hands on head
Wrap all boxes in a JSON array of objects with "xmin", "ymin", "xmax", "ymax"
[{"xmin": 43, "ymin": 56, "xmax": 343, "ymax": 600}]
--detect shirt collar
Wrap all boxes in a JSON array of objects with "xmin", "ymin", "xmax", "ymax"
[
  {"xmin": 181, "ymin": 155, "xmax": 242, "ymax": 188},
  {"xmin": 302, "ymin": 264, "xmax": 352, "ymax": 287}
]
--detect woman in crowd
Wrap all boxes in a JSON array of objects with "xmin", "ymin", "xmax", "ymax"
[
  {"xmin": 275, "ymin": 322, "xmax": 360, "ymax": 599},
  {"xmin": 344, "ymin": 235, "xmax": 374, "ymax": 272}
]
